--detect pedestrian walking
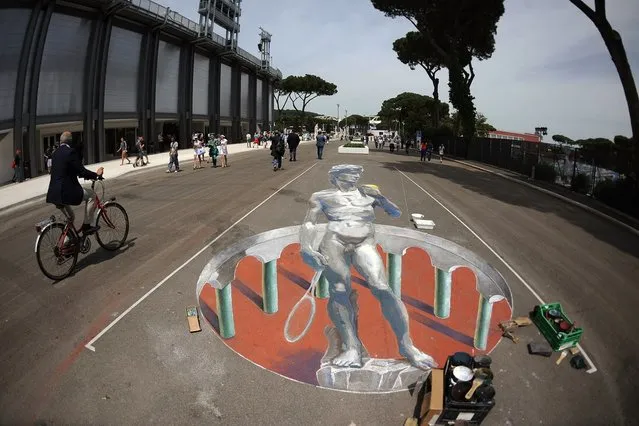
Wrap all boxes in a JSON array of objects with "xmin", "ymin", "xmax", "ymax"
[
  {"xmin": 117, "ymin": 137, "xmax": 131, "ymax": 165},
  {"xmin": 219, "ymin": 135, "xmax": 229, "ymax": 167},
  {"xmin": 207, "ymin": 134, "xmax": 219, "ymax": 167},
  {"xmin": 166, "ymin": 138, "xmax": 180, "ymax": 173},
  {"xmin": 438, "ymin": 144, "xmax": 445, "ymax": 163},
  {"xmin": 420, "ymin": 141, "xmax": 427, "ymax": 162},
  {"xmin": 426, "ymin": 141, "xmax": 433, "ymax": 161},
  {"xmin": 316, "ymin": 132, "xmax": 327, "ymax": 159},
  {"xmin": 193, "ymin": 135, "xmax": 203, "ymax": 169},
  {"xmin": 287, "ymin": 130, "xmax": 300, "ymax": 161},
  {"xmin": 133, "ymin": 137, "xmax": 148, "ymax": 167},
  {"xmin": 270, "ymin": 132, "xmax": 285, "ymax": 171},
  {"xmin": 11, "ymin": 149, "xmax": 24, "ymax": 183}
]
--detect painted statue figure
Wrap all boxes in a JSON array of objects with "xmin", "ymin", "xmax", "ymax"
[{"xmin": 300, "ymin": 164, "xmax": 437, "ymax": 370}]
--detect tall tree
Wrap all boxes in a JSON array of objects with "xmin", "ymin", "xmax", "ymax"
[
  {"xmin": 273, "ymin": 77, "xmax": 295, "ymax": 118},
  {"xmin": 552, "ymin": 134, "xmax": 575, "ymax": 144},
  {"xmin": 378, "ymin": 92, "xmax": 450, "ymax": 138},
  {"xmin": 475, "ymin": 112, "xmax": 496, "ymax": 137},
  {"xmin": 569, "ymin": 1, "xmax": 639, "ymax": 145},
  {"xmin": 371, "ymin": 0, "xmax": 505, "ymax": 145},
  {"xmin": 393, "ymin": 32, "xmax": 444, "ymax": 127},
  {"xmin": 285, "ymin": 74, "xmax": 338, "ymax": 113}
]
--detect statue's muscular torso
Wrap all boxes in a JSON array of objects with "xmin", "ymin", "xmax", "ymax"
[{"xmin": 315, "ymin": 188, "xmax": 376, "ymax": 242}]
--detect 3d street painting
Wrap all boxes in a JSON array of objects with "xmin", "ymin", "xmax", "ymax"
[{"xmin": 197, "ymin": 165, "xmax": 513, "ymax": 393}]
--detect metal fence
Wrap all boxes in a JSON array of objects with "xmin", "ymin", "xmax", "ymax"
[{"xmin": 438, "ymin": 137, "xmax": 637, "ymax": 217}]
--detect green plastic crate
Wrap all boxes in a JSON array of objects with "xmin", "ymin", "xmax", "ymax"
[{"xmin": 531, "ymin": 302, "xmax": 583, "ymax": 351}]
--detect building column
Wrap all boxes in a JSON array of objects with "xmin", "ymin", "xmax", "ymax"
[
  {"xmin": 230, "ymin": 62, "xmax": 241, "ymax": 142},
  {"xmin": 145, "ymin": 32, "xmax": 160, "ymax": 148},
  {"xmin": 208, "ymin": 54, "xmax": 218, "ymax": 134},
  {"xmin": 87, "ymin": 15, "xmax": 112, "ymax": 163},
  {"xmin": 178, "ymin": 42, "xmax": 193, "ymax": 146},
  {"xmin": 434, "ymin": 268, "xmax": 452, "ymax": 318},
  {"xmin": 249, "ymin": 72, "xmax": 257, "ymax": 133},
  {"xmin": 24, "ymin": 1, "xmax": 54, "ymax": 178},
  {"xmin": 262, "ymin": 260, "xmax": 278, "ymax": 314},
  {"xmin": 93, "ymin": 16, "xmax": 111, "ymax": 162},
  {"xmin": 216, "ymin": 284, "xmax": 235, "ymax": 339},
  {"xmin": 387, "ymin": 253, "xmax": 402, "ymax": 297},
  {"xmin": 209, "ymin": 56, "xmax": 222, "ymax": 135},
  {"xmin": 13, "ymin": 2, "xmax": 42, "ymax": 165},
  {"xmin": 474, "ymin": 296, "xmax": 494, "ymax": 350},
  {"xmin": 261, "ymin": 77, "xmax": 269, "ymax": 130}
]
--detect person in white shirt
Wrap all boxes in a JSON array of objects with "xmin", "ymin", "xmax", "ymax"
[
  {"xmin": 246, "ymin": 133, "xmax": 252, "ymax": 148},
  {"xmin": 438, "ymin": 144, "xmax": 445, "ymax": 163},
  {"xmin": 220, "ymin": 135, "xmax": 229, "ymax": 167}
]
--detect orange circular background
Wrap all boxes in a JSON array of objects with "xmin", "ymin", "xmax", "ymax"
[{"xmin": 198, "ymin": 244, "xmax": 512, "ymax": 390}]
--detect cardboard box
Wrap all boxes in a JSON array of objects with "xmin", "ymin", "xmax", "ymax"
[
  {"xmin": 420, "ymin": 369, "xmax": 444, "ymax": 426},
  {"xmin": 186, "ymin": 306, "xmax": 201, "ymax": 333}
]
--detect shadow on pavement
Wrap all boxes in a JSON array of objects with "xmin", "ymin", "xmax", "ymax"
[
  {"xmin": 380, "ymin": 159, "xmax": 639, "ymax": 259},
  {"xmin": 72, "ymin": 238, "xmax": 138, "ymax": 275}
]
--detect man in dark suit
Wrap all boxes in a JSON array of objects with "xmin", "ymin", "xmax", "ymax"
[
  {"xmin": 287, "ymin": 130, "xmax": 301, "ymax": 161},
  {"xmin": 46, "ymin": 131, "xmax": 104, "ymax": 235}
]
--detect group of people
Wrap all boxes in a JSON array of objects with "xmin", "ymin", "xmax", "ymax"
[
  {"xmin": 268, "ymin": 130, "xmax": 329, "ymax": 171},
  {"xmin": 188, "ymin": 133, "xmax": 228, "ymax": 171},
  {"xmin": 117, "ymin": 136, "xmax": 149, "ymax": 167},
  {"xmin": 419, "ymin": 141, "xmax": 445, "ymax": 163}
]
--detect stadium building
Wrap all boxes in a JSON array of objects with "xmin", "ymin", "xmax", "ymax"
[{"xmin": 0, "ymin": 0, "xmax": 280, "ymax": 182}]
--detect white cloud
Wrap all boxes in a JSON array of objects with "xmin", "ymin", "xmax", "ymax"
[{"xmin": 165, "ymin": 0, "xmax": 639, "ymax": 140}]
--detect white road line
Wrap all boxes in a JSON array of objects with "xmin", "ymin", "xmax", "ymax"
[
  {"xmin": 396, "ymin": 168, "xmax": 598, "ymax": 374},
  {"xmin": 85, "ymin": 163, "xmax": 318, "ymax": 352}
]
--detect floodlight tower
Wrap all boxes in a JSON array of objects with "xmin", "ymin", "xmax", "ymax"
[
  {"xmin": 258, "ymin": 27, "xmax": 272, "ymax": 70},
  {"xmin": 198, "ymin": 0, "xmax": 241, "ymax": 50}
]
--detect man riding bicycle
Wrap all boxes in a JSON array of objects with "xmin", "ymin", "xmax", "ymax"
[{"xmin": 46, "ymin": 131, "xmax": 104, "ymax": 235}]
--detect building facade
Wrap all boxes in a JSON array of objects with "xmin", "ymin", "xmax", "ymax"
[
  {"xmin": 0, "ymin": 0, "xmax": 279, "ymax": 183},
  {"xmin": 486, "ymin": 130, "xmax": 541, "ymax": 143}
]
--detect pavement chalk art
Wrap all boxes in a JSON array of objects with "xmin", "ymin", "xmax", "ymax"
[{"xmin": 197, "ymin": 164, "xmax": 512, "ymax": 393}]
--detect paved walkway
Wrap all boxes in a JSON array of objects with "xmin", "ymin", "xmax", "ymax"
[{"xmin": 0, "ymin": 139, "xmax": 319, "ymax": 212}]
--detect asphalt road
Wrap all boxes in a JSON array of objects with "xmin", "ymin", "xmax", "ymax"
[{"xmin": 0, "ymin": 142, "xmax": 637, "ymax": 425}]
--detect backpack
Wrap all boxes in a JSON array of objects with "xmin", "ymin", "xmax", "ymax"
[{"xmin": 277, "ymin": 139, "xmax": 286, "ymax": 154}]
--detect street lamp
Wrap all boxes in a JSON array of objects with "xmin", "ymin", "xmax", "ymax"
[
  {"xmin": 337, "ymin": 103, "xmax": 340, "ymax": 134},
  {"xmin": 345, "ymin": 108, "xmax": 348, "ymax": 138},
  {"xmin": 534, "ymin": 126, "xmax": 548, "ymax": 142}
]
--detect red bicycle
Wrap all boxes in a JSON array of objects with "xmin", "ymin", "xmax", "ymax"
[{"xmin": 34, "ymin": 178, "xmax": 129, "ymax": 280}]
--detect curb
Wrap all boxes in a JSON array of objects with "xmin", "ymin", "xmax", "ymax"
[
  {"xmin": 0, "ymin": 139, "xmax": 322, "ymax": 217},
  {"xmin": 450, "ymin": 158, "xmax": 639, "ymax": 237}
]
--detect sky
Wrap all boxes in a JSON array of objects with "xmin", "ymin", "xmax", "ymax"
[{"xmin": 165, "ymin": 0, "xmax": 639, "ymax": 140}]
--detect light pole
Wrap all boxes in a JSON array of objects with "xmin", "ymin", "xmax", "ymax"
[
  {"xmin": 345, "ymin": 108, "xmax": 348, "ymax": 138},
  {"xmin": 534, "ymin": 126, "xmax": 547, "ymax": 142},
  {"xmin": 337, "ymin": 103, "xmax": 340, "ymax": 134}
]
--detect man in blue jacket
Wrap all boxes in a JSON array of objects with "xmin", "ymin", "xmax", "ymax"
[
  {"xmin": 316, "ymin": 131, "xmax": 327, "ymax": 160},
  {"xmin": 46, "ymin": 131, "xmax": 104, "ymax": 235}
]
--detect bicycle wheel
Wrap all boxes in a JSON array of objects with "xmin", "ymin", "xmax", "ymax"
[
  {"xmin": 95, "ymin": 203, "xmax": 129, "ymax": 251},
  {"xmin": 36, "ymin": 223, "xmax": 78, "ymax": 281}
]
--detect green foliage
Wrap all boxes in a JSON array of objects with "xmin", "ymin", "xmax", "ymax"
[
  {"xmin": 534, "ymin": 163, "xmax": 557, "ymax": 183},
  {"xmin": 593, "ymin": 178, "xmax": 639, "ymax": 217},
  {"xmin": 343, "ymin": 143, "xmax": 366, "ymax": 148},
  {"xmin": 552, "ymin": 134, "xmax": 574, "ymax": 144},
  {"xmin": 370, "ymin": 0, "xmax": 505, "ymax": 146},
  {"xmin": 393, "ymin": 31, "xmax": 443, "ymax": 126},
  {"xmin": 275, "ymin": 109, "xmax": 323, "ymax": 132},
  {"xmin": 378, "ymin": 92, "xmax": 450, "ymax": 138},
  {"xmin": 339, "ymin": 114, "xmax": 370, "ymax": 128},
  {"xmin": 276, "ymin": 74, "xmax": 337, "ymax": 113},
  {"xmin": 571, "ymin": 172, "xmax": 591, "ymax": 194},
  {"xmin": 575, "ymin": 138, "xmax": 614, "ymax": 169},
  {"xmin": 612, "ymin": 135, "xmax": 637, "ymax": 178},
  {"xmin": 475, "ymin": 112, "xmax": 496, "ymax": 137},
  {"xmin": 393, "ymin": 32, "xmax": 443, "ymax": 75}
]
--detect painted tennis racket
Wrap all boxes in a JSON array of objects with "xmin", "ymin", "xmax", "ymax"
[{"xmin": 283, "ymin": 268, "xmax": 323, "ymax": 343}]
